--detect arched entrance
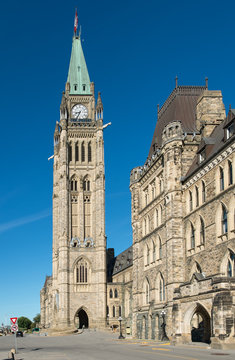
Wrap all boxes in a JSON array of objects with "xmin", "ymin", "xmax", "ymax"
[
  {"xmin": 74, "ymin": 309, "xmax": 89, "ymax": 329},
  {"xmin": 190, "ymin": 304, "xmax": 211, "ymax": 343}
]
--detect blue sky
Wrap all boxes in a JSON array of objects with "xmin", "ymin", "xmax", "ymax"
[{"xmin": 0, "ymin": 0, "xmax": 235, "ymax": 324}]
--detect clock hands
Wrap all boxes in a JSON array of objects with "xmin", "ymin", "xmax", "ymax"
[{"xmin": 76, "ymin": 111, "xmax": 81, "ymax": 119}]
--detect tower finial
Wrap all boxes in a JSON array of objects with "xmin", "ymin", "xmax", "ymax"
[
  {"xmin": 175, "ymin": 76, "xmax": 178, "ymax": 88},
  {"xmin": 205, "ymin": 77, "xmax": 208, "ymax": 89},
  {"xmin": 74, "ymin": 8, "xmax": 78, "ymax": 36}
]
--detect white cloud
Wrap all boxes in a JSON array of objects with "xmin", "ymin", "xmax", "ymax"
[{"xmin": 0, "ymin": 209, "xmax": 51, "ymax": 233}]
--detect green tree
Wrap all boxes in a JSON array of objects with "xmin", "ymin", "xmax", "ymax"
[
  {"xmin": 33, "ymin": 314, "xmax": 40, "ymax": 324},
  {"xmin": 18, "ymin": 316, "xmax": 32, "ymax": 330}
]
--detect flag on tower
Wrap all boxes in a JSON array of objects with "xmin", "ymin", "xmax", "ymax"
[{"xmin": 74, "ymin": 9, "xmax": 78, "ymax": 34}]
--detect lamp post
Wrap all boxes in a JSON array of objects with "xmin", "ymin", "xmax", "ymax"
[
  {"xmin": 161, "ymin": 310, "xmax": 169, "ymax": 341},
  {"xmin": 118, "ymin": 316, "xmax": 125, "ymax": 339}
]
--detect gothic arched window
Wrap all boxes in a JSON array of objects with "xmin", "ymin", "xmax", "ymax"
[
  {"xmin": 88, "ymin": 142, "xmax": 92, "ymax": 162},
  {"xmin": 227, "ymin": 251, "xmax": 235, "ymax": 277},
  {"xmin": 146, "ymin": 245, "xmax": 150, "ymax": 265},
  {"xmin": 75, "ymin": 142, "xmax": 79, "ymax": 161},
  {"xmin": 200, "ymin": 217, "xmax": 205, "ymax": 245},
  {"xmin": 114, "ymin": 289, "xmax": 118, "ymax": 298},
  {"xmin": 145, "ymin": 279, "xmax": 150, "ymax": 304},
  {"xmin": 159, "ymin": 274, "xmax": 165, "ymax": 302},
  {"xmin": 155, "ymin": 209, "xmax": 159, "ymax": 227},
  {"xmin": 76, "ymin": 258, "xmax": 89, "ymax": 283},
  {"xmin": 68, "ymin": 143, "xmax": 72, "ymax": 162},
  {"xmin": 152, "ymin": 241, "xmax": 156, "ymax": 262},
  {"xmin": 81, "ymin": 142, "xmax": 85, "ymax": 162},
  {"xmin": 191, "ymin": 223, "xmax": 195, "ymax": 249},
  {"xmin": 109, "ymin": 289, "xmax": 113, "ymax": 298},
  {"xmin": 119, "ymin": 306, "xmax": 122, "ymax": 317},
  {"xmin": 113, "ymin": 306, "xmax": 115, "ymax": 318},
  {"xmin": 83, "ymin": 178, "xmax": 91, "ymax": 192},
  {"xmin": 189, "ymin": 191, "xmax": 193, "ymax": 211},
  {"xmin": 70, "ymin": 178, "xmax": 77, "ymax": 192},
  {"xmin": 202, "ymin": 181, "xmax": 206, "ymax": 203},
  {"xmin": 220, "ymin": 167, "xmax": 224, "ymax": 191},
  {"xmin": 228, "ymin": 160, "xmax": 233, "ymax": 185},
  {"xmin": 222, "ymin": 204, "xmax": 228, "ymax": 234},
  {"xmin": 159, "ymin": 237, "xmax": 162, "ymax": 259},
  {"xmin": 195, "ymin": 186, "xmax": 199, "ymax": 207}
]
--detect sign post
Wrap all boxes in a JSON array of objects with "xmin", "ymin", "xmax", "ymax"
[{"xmin": 10, "ymin": 317, "xmax": 18, "ymax": 354}]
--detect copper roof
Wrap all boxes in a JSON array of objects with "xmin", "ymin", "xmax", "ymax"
[{"xmin": 148, "ymin": 85, "xmax": 206, "ymax": 158}]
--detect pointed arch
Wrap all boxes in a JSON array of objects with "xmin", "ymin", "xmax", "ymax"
[
  {"xmin": 191, "ymin": 222, "xmax": 195, "ymax": 249},
  {"xmin": 75, "ymin": 141, "xmax": 79, "ymax": 161},
  {"xmin": 81, "ymin": 141, "xmax": 85, "ymax": 162},
  {"xmin": 220, "ymin": 247, "xmax": 235, "ymax": 276},
  {"xmin": 199, "ymin": 216, "xmax": 205, "ymax": 245},
  {"xmin": 88, "ymin": 141, "xmax": 92, "ymax": 162},
  {"xmin": 219, "ymin": 166, "xmax": 224, "ymax": 191},
  {"xmin": 158, "ymin": 236, "xmax": 162, "ymax": 260},
  {"xmin": 155, "ymin": 272, "xmax": 165, "ymax": 303},
  {"xmin": 189, "ymin": 190, "xmax": 193, "ymax": 211},
  {"xmin": 190, "ymin": 261, "xmax": 202, "ymax": 278},
  {"xmin": 201, "ymin": 180, "xmax": 206, "ymax": 203},
  {"xmin": 155, "ymin": 209, "xmax": 159, "ymax": 228},
  {"xmin": 143, "ymin": 277, "xmax": 150, "ymax": 305},
  {"xmin": 228, "ymin": 160, "xmax": 233, "ymax": 185},
  {"xmin": 74, "ymin": 257, "xmax": 91, "ymax": 284},
  {"xmin": 152, "ymin": 239, "xmax": 156, "ymax": 262},
  {"xmin": 221, "ymin": 203, "xmax": 228, "ymax": 234},
  {"xmin": 195, "ymin": 186, "xmax": 199, "ymax": 207}
]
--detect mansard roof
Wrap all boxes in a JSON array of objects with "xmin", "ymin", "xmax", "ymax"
[
  {"xmin": 184, "ymin": 109, "xmax": 235, "ymax": 181},
  {"xmin": 148, "ymin": 85, "xmax": 206, "ymax": 158},
  {"xmin": 112, "ymin": 246, "xmax": 133, "ymax": 276}
]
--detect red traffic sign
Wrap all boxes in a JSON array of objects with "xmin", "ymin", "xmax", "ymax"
[
  {"xmin": 10, "ymin": 317, "xmax": 18, "ymax": 324},
  {"xmin": 11, "ymin": 324, "xmax": 18, "ymax": 332}
]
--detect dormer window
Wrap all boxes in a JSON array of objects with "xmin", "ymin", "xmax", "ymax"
[
  {"xmin": 199, "ymin": 149, "xmax": 206, "ymax": 163},
  {"xmin": 83, "ymin": 84, "xmax": 86, "ymax": 91},
  {"xmin": 226, "ymin": 122, "xmax": 234, "ymax": 140},
  {"xmin": 74, "ymin": 84, "xmax": 78, "ymax": 91}
]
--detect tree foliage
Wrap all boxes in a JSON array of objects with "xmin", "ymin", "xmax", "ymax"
[
  {"xmin": 33, "ymin": 314, "xmax": 40, "ymax": 324},
  {"xmin": 18, "ymin": 316, "xmax": 32, "ymax": 330}
]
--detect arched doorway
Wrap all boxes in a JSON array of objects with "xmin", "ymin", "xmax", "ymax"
[
  {"xmin": 74, "ymin": 309, "xmax": 89, "ymax": 329},
  {"xmin": 190, "ymin": 304, "xmax": 211, "ymax": 343}
]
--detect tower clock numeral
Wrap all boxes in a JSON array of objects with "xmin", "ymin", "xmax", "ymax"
[{"xmin": 72, "ymin": 104, "xmax": 88, "ymax": 120}]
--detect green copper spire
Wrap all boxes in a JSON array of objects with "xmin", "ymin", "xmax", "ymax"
[{"xmin": 67, "ymin": 36, "xmax": 91, "ymax": 95}]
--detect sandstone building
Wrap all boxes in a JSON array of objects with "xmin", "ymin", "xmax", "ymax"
[{"xmin": 41, "ymin": 33, "xmax": 235, "ymax": 349}]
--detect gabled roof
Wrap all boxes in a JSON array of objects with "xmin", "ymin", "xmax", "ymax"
[
  {"xmin": 67, "ymin": 36, "xmax": 91, "ymax": 95},
  {"xmin": 184, "ymin": 109, "xmax": 235, "ymax": 181},
  {"xmin": 148, "ymin": 85, "xmax": 206, "ymax": 158}
]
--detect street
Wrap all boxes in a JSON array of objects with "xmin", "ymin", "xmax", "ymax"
[{"xmin": 0, "ymin": 331, "xmax": 234, "ymax": 360}]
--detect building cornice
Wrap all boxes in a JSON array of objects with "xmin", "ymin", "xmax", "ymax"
[{"xmin": 183, "ymin": 142, "xmax": 235, "ymax": 189}]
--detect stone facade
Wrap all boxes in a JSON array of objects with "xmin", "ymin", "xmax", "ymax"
[
  {"xmin": 40, "ymin": 33, "xmax": 235, "ymax": 349},
  {"xmin": 129, "ymin": 86, "xmax": 235, "ymax": 349}
]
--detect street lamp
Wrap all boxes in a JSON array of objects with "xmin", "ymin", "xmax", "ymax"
[
  {"xmin": 118, "ymin": 316, "xmax": 125, "ymax": 339},
  {"xmin": 161, "ymin": 310, "xmax": 169, "ymax": 341}
]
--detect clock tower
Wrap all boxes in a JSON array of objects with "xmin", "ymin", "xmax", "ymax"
[{"xmin": 43, "ymin": 33, "xmax": 107, "ymax": 329}]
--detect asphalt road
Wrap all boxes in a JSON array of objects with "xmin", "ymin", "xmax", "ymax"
[{"xmin": 0, "ymin": 331, "xmax": 235, "ymax": 360}]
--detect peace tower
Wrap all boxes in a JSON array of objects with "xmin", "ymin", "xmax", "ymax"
[{"xmin": 40, "ymin": 33, "xmax": 107, "ymax": 329}]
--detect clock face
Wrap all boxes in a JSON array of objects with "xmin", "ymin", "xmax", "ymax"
[{"xmin": 71, "ymin": 104, "xmax": 88, "ymax": 120}]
